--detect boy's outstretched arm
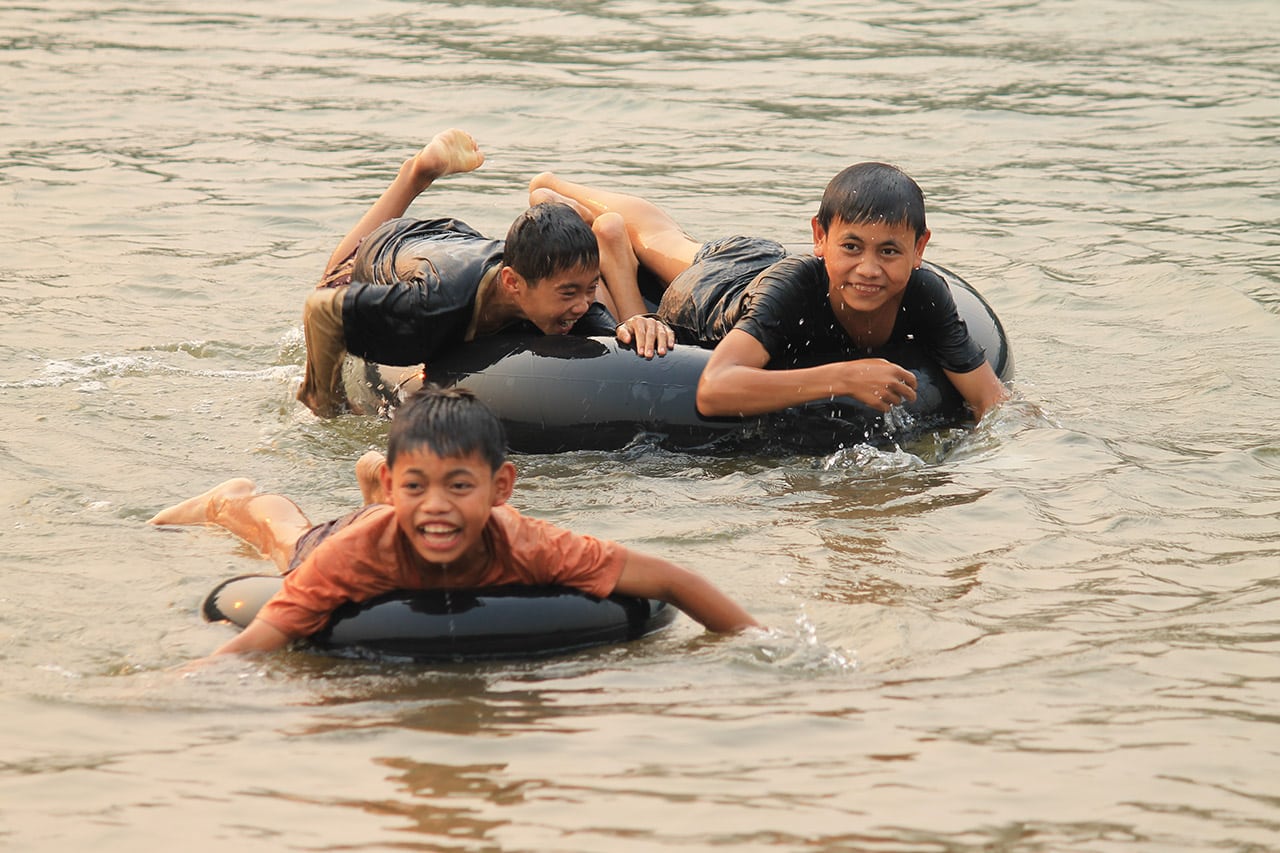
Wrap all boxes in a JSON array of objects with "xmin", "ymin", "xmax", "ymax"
[
  {"xmin": 944, "ymin": 362, "xmax": 1009, "ymax": 422},
  {"xmin": 176, "ymin": 618, "xmax": 291, "ymax": 672},
  {"xmin": 612, "ymin": 549, "xmax": 760, "ymax": 633},
  {"xmin": 209, "ymin": 618, "xmax": 291, "ymax": 658}
]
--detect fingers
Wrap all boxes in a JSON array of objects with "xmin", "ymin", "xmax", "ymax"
[
  {"xmin": 849, "ymin": 360, "xmax": 917, "ymax": 411},
  {"xmin": 617, "ymin": 315, "xmax": 675, "ymax": 359},
  {"xmin": 873, "ymin": 373, "xmax": 917, "ymax": 410}
]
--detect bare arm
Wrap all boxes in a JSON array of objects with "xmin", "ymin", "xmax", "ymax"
[
  {"xmin": 944, "ymin": 362, "xmax": 1009, "ymax": 422},
  {"xmin": 209, "ymin": 618, "xmax": 291, "ymax": 658},
  {"xmin": 612, "ymin": 549, "xmax": 760, "ymax": 634},
  {"xmin": 696, "ymin": 329, "xmax": 918, "ymax": 417}
]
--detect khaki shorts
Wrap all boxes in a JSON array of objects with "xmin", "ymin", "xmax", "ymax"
[{"xmin": 296, "ymin": 243, "xmax": 362, "ymax": 416}]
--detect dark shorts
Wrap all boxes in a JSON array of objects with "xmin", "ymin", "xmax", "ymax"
[
  {"xmin": 690, "ymin": 235, "xmax": 788, "ymax": 269},
  {"xmin": 286, "ymin": 505, "xmax": 382, "ymax": 573},
  {"xmin": 658, "ymin": 235, "xmax": 788, "ymax": 347}
]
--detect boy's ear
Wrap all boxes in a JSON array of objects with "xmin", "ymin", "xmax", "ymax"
[
  {"xmin": 810, "ymin": 217, "xmax": 827, "ymax": 256},
  {"xmin": 913, "ymin": 228, "xmax": 932, "ymax": 267},
  {"xmin": 500, "ymin": 265, "xmax": 529, "ymax": 294},
  {"xmin": 491, "ymin": 461, "xmax": 516, "ymax": 506},
  {"xmin": 379, "ymin": 463, "xmax": 395, "ymax": 503}
]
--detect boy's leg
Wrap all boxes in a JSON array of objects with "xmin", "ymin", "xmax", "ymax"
[
  {"xmin": 299, "ymin": 130, "xmax": 486, "ymax": 417},
  {"xmin": 323, "ymin": 129, "xmax": 486, "ymax": 276},
  {"xmin": 297, "ymin": 285, "xmax": 351, "ymax": 417},
  {"xmin": 355, "ymin": 450, "xmax": 388, "ymax": 505},
  {"xmin": 528, "ymin": 173, "xmax": 702, "ymax": 286},
  {"xmin": 589, "ymin": 212, "xmax": 644, "ymax": 320},
  {"xmin": 148, "ymin": 479, "xmax": 314, "ymax": 574}
]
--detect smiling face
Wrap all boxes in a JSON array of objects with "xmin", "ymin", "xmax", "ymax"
[
  {"xmin": 813, "ymin": 215, "xmax": 930, "ymax": 322},
  {"xmin": 503, "ymin": 262, "xmax": 601, "ymax": 336},
  {"xmin": 379, "ymin": 446, "xmax": 515, "ymax": 571}
]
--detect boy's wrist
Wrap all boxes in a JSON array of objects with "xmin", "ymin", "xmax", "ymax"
[{"xmin": 617, "ymin": 312, "xmax": 663, "ymax": 330}]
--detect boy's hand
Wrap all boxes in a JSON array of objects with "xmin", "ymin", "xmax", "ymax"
[
  {"xmin": 836, "ymin": 359, "xmax": 918, "ymax": 412},
  {"xmin": 615, "ymin": 314, "xmax": 675, "ymax": 359}
]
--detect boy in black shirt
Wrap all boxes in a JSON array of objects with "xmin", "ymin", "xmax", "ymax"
[
  {"xmin": 299, "ymin": 129, "xmax": 674, "ymax": 417},
  {"xmin": 529, "ymin": 163, "xmax": 1007, "ymax": 421}
]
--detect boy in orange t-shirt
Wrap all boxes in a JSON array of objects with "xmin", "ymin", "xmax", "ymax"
[{"xmin": 151, "ymin": 385, "xmax": 759, "ymax": 659}]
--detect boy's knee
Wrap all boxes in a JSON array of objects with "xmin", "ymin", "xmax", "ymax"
[
  {"xmin": 592, "ymin": 213, "xmax": 636, "ymax": 269},
  {"xmin": 592, "ymin": 211, "xmax": 627, "ymax": 243}
]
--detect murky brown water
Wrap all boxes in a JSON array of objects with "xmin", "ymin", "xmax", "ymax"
[{"xmin": 2, "ymin": 1, "xmax": 1278, "ymax": 850}]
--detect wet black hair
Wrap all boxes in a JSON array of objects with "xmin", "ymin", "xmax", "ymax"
[
  {"xmin": 502, "ymin": 201, "xmax": 599, "ymax": 284},
  {"xmin": 816, "ymin": 162, "xmax": 927, "ymax": 239},
  {"xmin": 386, "ymin": 385, "xmax": 507, "ymax": 472}
]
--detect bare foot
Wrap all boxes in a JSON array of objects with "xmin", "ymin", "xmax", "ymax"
[
  {"xmin": 529, "ymin": 186, "xmax": 595, "ymax": 223},
  {"xmin": 148, "ymin": 478, "xmax": 256, "ymax": 526},
  {"xmin": 356, "ymin": 451, "xmax": 388, "ymax": 505},
  {"xmin": 408, "ymin": 129, "xmax": 485, "ymax": 186}
]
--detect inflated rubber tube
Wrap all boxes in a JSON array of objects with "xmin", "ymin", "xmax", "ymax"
[
  {"xmin": 344, "ymin": 261, "xmax": 1013, "ymax": 453},
  {"xmin": 202, "ymin": 575, "xmax": 678, "ymax": 662}
]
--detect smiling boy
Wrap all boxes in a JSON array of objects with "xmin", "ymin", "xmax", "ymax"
[
  {"xmin": 151, "ymin": 386, "xmax": 758, "ymax": 660},
  {"xmin": 529, "ymin": 162, "xmax": 1008, "ymax": 421},
  {"xmin": 298, "ymin": 129, "xmax": 673, "ymax": 417}
]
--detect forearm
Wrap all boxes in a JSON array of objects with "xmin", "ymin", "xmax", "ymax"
[
  {"xmin": 663, "ymin": 566, "xmax": 760, "ymax": 633},
  {"xmin": 210, "ymin": 618, "xmax": 291, "ymax": 658},
  {"xmin": 697, "ymin": 361, "xmax": 847, "ymax": 417},
  {"xmin": 614, "ymin": 552, "xmax": 759, "ymax": 634},
  {"xmin": 945, "ymin": 363, "xmax": 1009, "ymax": 421},
  {"xmin": 604, "ymin": 285, "xmax": 649, "ymax": 323}
]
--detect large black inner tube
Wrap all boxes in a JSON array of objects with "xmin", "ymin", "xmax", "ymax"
[
  {"xmin": 343, "ymin": 261, "xmax": 1012, "ymax": 453},
  {"xmin": 202, "ymin": 575, "xmax": 678, "ymax": 662}
]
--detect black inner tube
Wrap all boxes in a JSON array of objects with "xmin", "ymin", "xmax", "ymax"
[
  {"xmin": 202, "ymin": 575, "xmax": 679, "ymax": 662},
  {"xmin": 344, "ymin": 261, "xmax": 1012, "ymax": 453}
]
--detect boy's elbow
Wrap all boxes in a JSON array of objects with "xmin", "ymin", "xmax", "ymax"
[{"xmin": 695, "ymin": 375, "xmax": 734, "ymax": 417}]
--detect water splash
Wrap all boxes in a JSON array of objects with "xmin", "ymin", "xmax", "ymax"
[
  {"xmin": 818, "ymin": 442, "xmax": 926, "ymax": 473},
  {"xmin": 749, "ymin": 609, "xmax": 858, "ymax": 674}
]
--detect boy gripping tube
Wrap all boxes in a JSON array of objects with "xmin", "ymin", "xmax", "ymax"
[
  {"xmin": 150, "ymin": 385, "xmax": 759, "ymax": 664},
  {"xmin": 528, "ymin": 160, "xmax": 1010, "ymax": 423},
  {"xmin": 297, "ymin": 129, "xmax": 675, "ymax": 417}
]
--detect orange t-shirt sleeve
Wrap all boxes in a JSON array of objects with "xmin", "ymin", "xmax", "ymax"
[{"xmin": 492, "ymin": 506, "xmax": 627, "ymax": 598}]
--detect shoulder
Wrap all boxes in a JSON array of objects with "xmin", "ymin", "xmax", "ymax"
[
  {"xmin": 754, "ymin": 254, "xmax": 825, "ymax": 286},
  {"xmin": 899, "ymin": 266, "xmax": 961, "ymax": 320},
  {"xmin": 489, "ymin": 505, "xmax": 624, "ymax": 572},
  {"xmin": 742, "ymin": 255, "xmax": 830, "ymax": 317},
  {"xmin": 909, "ymin": 265, "xmax": 954, "ymax": 297}
]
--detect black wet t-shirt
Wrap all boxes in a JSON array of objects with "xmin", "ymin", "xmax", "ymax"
[
  {"xmin": 659, "ymin": 239, "xmax": 987, "ymax": 374},
  {"xmin": 341, "ymin": 217, "xmax": 616, "ymax": 366}
]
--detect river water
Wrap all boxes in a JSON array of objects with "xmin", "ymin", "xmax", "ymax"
[{"xmin": 2, "ymin": 1, "xmax": 1278, "ymax": 850}]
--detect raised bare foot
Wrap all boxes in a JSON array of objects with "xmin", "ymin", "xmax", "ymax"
[
  {"xmin": 148, "ymin": 478, "xmax": 256, "ymax": 526},
  {"xmin": 355, "ymin": 450, "xmax": 388, "ymax": 505},
  {"xmin": 408, "ymin": 129, "xmax": 485, "ymax": 185}
]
